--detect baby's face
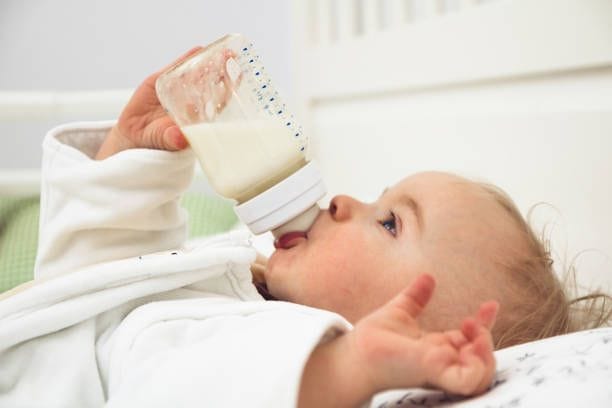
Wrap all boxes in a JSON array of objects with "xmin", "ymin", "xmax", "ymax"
[{"xmin": 265, "ymin": 172, "xmax": 515, "ymax": 329}]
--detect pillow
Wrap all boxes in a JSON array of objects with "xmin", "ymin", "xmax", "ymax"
[
  {"xmin": 371, "ymin": 327, "xmax": 612, "ymax": 407},
  {"xmin": 0, "ymin": 192, "xmax": 238, "ymax": 293}
]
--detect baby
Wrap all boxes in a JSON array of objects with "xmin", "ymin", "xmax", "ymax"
[
  {"xmin": 93, "ymin": 47, "xmax": 499, "ymax": 406},
  {"xmin": 3, "ymin": 48, "xmax": 609, "ymax": 408},
  {"xmin": 97, "ymin": 47, "xmax": 594, "ymax": 349},
  {"xmin": 92, "ymin": 48, "xmax": 612, "ymax": 407}
]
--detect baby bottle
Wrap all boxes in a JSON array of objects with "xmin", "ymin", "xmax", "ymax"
[{"xmin": 156, "ymin": 34, "xmax": 326, "ymax": 238}]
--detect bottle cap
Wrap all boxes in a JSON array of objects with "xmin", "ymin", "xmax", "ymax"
[{"xmin": 234, "ymin": 161, "xmax": 326, "ymax": 235}]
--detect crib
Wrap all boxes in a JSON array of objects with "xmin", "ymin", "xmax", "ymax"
[
  {"xmin": 1, "ymin": 0, "xmax": 612, "ymax": 406},
  {"xmin": 289, "ymin": 0, "xmax": 612, "ymax": 293}
]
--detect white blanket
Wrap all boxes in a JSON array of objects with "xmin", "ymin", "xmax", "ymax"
[
  {"xmin": 0, "ymin": 122, "xmax": 350, "ymax": 407},
  {"xmin": 1, "ymin": 122, "xmax": 610, "ymax": 407}
]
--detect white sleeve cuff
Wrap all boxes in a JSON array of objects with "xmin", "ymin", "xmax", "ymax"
[{"xmin": 36, "ymin": 121, "xmax": 197, "ymax": 278}]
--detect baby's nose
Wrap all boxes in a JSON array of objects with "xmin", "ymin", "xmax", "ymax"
[{"xmin": 329, "ymin": 195, "xmax": 361, "ymax": 221}]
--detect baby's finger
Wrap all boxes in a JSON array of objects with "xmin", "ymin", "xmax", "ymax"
[
  {"xmin": 163, "ymin": 126, "xmax": 189, "ymax": 151},
  {"xmin": 389, "ymin": 274, "xmax": 436, "ymax": 319},
  {"xmin": 473, "ymin": 335, "xmax": 495, "ymax": 370},
  {"xmin": 445, "ymin": 330, "xmax": 468, "ymax": 349},
  {"xmin": 439, "ymin": 353, "xmax": 486, "ymax": 396},
  {"xmin": 476, "ymin": 301, "xmax": 499, "ymax": 330},
  {"xmin": 468, "ymin": 334, "xmax": 496, "ymax": 393},
  {"xmin": 459, "ymin": 315, "xmax": 496, "ymax": 393},
  {"xmin": 142, "ymin": 117, "xmax": 187, "ymax": 151},
  {"xmin": 461, "ymin": 317, "xmax": 479, "ymax": 342}
]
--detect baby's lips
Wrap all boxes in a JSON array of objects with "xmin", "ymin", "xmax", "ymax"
[{"xmin": 274, "ymin": 231, "xmax": 308, "ymax": 250}]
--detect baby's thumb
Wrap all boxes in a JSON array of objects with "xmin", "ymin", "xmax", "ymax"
[
  {"xmin": 144, "ymin": 119, "xmax": 188, "ymax": 151},
  {"xmin": 162, "ymin": 126, "xmax": 189, "ymax": 151},
  {"xmin": 388, "ymin": 274, "xmax": 436, "ymax": 319}
]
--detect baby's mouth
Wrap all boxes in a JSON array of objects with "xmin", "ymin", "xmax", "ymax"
[{"xmin": 273, "ymin": 231, "xmax": 308, "ymax": 250}]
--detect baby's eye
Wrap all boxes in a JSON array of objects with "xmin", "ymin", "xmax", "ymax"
[{"xmin": 379, "ymin": 211, "xmax": 397, "ymax": 236}]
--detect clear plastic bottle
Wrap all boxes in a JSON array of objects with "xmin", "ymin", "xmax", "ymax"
[{"xmin": 156, "ymin": 34, "xmax": 326, "ymax": 238}]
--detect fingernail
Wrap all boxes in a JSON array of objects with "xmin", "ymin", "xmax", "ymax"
[{"xmin": 170, "ymin": 127, "xmax": 188, "ymax": 149}]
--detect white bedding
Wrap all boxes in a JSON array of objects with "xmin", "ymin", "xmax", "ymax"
[{"xmin": 373, "ymin": 328, "xmax": 612, "ymax": 407}]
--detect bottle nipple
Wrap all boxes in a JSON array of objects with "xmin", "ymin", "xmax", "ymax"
[
  {"xmin": 271, "ymin": 205, "xmax": 320, "ymax": 240},
  {"xmin": 272, "ymin": 204, "xmax": 319, "ymax": 249}
]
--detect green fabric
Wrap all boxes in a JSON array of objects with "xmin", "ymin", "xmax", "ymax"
[
  {"xmin": 0, "ymin": 197, "xmax": 39, "ymax": 293},
  {"xmin": 0, "ymin": 193, "xmax": 238, "ymax": 293},
  {"xmin": 181, "ymin": 192, "xmax": 238, "ymax": 237}
]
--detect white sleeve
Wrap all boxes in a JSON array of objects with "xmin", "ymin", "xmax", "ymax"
[
  {"xmin": 35, "ymin": 121, "xmax": 197, "ymax": 279},
  {"xmin": 104, "ymin": 300, "xmax": 352, "ymax": 408}
]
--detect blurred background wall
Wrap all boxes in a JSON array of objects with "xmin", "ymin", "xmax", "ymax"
[{"xmin": 0, "ymin": 0, "xmax": 293, "ymax": 168}]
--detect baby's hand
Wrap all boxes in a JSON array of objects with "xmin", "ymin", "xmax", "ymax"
[
  {"xmin": 298, "ymin": 275, "xmax": 498, "ymax": 407},
  {"xmin": 352, "ymin": 274, "xmax": 498, "ymax": 396},
  {"xmin": 95, "ymin": 47, "xmax": 208, "ymax": 160}
]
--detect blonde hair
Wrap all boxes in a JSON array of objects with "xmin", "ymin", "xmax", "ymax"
[{"xmin": 478, "ymin": 183, "xmax": 612, "ymax": 349}]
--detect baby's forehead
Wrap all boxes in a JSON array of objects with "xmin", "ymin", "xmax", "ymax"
[
  {"xmin": 392, "ymin": 172, "xmax": 516, "ymax": 234},
  {"xmin": 396, "ymin": 171, "xmax": 469, "ymax": 190},
  {"xmin": 393, "ymin": 172, "xmax": 488, "ymax": 205}
]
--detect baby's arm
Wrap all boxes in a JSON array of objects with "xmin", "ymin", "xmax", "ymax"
[
  {"xmin": 299, "ymin": 275, "xmax": 498, "ymax": 408},
  {"xmin": 35, "ymin": 48, "xmax": 206, "ymax": 278}
]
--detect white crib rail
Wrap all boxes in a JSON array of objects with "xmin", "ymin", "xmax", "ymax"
[
  {"xmin": 311, "ymin": 0, "xmax": 494, "ymax": 45},
  {"xmin": 0, "ymin": 169, "xmax": 41, "ymax": 197},
  {"xmin": 0, "ymin": 89, "xmax": 133, "ymax": 121},
  {"xmin": 292, "ymin": 0, "xmax": 612, "ymax": 103},
  {"xmin": 0, "ymin": 89, "xmax": 133, "ymax": 195},
  {"xmin": 289, "ymin": 0, "xmax": 612, "ymax": 291}
]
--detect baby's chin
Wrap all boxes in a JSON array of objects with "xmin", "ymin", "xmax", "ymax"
[{"xmin": 266, "ymin": 246, "xmax": 295, "ymax": 272}]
